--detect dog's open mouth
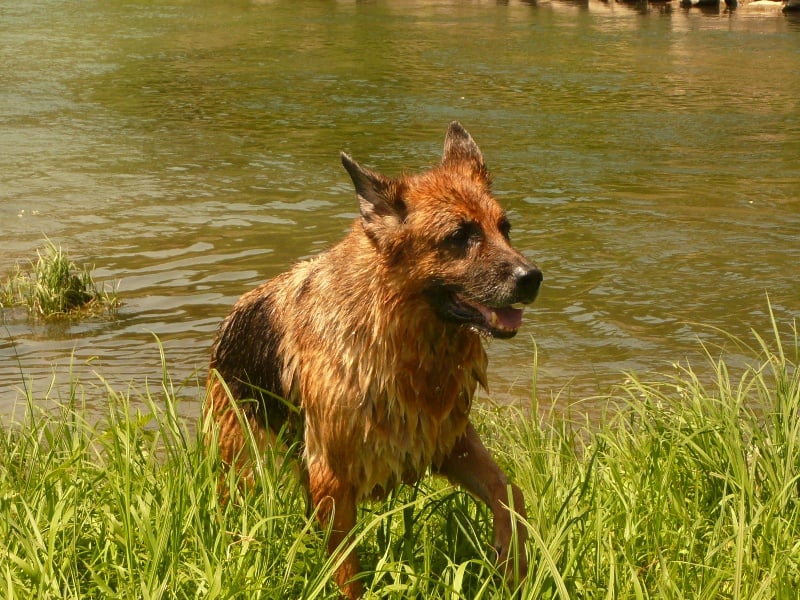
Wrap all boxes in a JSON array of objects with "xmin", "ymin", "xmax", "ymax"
[{"xmin": 448, "ymin": 294, "xmax": 525, "ymax": 339}]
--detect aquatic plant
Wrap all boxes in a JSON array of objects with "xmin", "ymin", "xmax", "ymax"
[{"xmin": 0, "ymin": 240, "xmax": 118, "ymax": 318}]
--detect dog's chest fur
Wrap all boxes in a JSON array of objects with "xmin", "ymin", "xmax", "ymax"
[{"xmin": 274, "ymin": 256, "xmax": 489, "ymax": 502}]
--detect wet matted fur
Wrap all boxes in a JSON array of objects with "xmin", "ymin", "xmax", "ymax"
[{"xmin": 206, "ymin": 122, "xmax": 542, "ymax": 598}]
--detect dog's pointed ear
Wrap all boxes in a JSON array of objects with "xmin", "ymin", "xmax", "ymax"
[
  {"xmin": 341, "ymin": 152, "xmax": 406, "ymax": 236},
  {"xmin": 441, "ymin": 121, "xmax": 488, "ymax": 180}
]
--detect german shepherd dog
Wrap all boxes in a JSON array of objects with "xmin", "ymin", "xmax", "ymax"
[{"xmin": 206, "ymin": 122, "xmax": 542, "ymax": 598}]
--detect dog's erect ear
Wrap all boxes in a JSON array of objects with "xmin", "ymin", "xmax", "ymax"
[
  {"xmin": 341, "ymin": 152, "xmax": 406, "ymax": 235},
  {"xmin": 442, "ymin": 121, "xmax": 488, "ymax": 179}
]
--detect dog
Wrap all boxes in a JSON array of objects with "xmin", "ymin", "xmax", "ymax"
[{"xmin": 206, "ymin": 122, "xmax": 542, "ymax": 598}]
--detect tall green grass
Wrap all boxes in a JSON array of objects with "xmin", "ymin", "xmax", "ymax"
[
  {"xmin": 1, "ymin": 317, "xmax": 798, "ymax": 598},
  {"xmin": 507, "ymin": 315, "xmax": 800, "ymax": 599}
]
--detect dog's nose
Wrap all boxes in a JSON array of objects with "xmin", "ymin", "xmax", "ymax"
[{"xmin": 513, "ymin": 264, "xmax": 543, "ymax": 303}]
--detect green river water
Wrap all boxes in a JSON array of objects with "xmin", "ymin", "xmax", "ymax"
[{"xmin": 1, "ymin": 0, "xmax": 799, "ymax": 421}]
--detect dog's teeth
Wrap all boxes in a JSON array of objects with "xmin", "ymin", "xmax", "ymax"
[
  {"xmin": 511, "ymin": 303, "xmax": 525, "ymax": 310},
  {"xmin": 489, "ymin": 311, "xmax": 499, "ymax": 327}
]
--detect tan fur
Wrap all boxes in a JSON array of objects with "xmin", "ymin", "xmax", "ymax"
[{"xmin": 206, "ymin": 122, "xmax": 542, "ymax": 598}]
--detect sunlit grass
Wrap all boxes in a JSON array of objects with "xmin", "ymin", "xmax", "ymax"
[
  {"xmin": 1, "ymin": 315, "xmax": 798, "ymax": 598},
  {"xmin": 0, "ymin": 240, "xmax": 118, "ymax": 318},
  {"xmin": 507, "ymin": 315, "xmax": 800, "ymax": 599}
]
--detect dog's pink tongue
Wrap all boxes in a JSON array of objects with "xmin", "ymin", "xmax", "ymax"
[
  {"xmin": 494, "ymin": 305, "xmax": 524, "ymax": 330},
  {"xmin": 476, "ymin": 304, "xmax": 523, "ymax": 331}
]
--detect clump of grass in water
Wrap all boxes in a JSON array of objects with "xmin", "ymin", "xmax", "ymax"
[
  {"xmin": 0, "ymin": 240, "xmax": 118, "ymax": 318},
  {"xmin": 0, "ymin": 316, "xmax": 797, "ymax": 598}
]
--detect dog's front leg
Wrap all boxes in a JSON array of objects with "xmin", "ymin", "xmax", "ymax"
[
  {"xmin": 308, "ymin": 462, "xmax": 363, "ymax": 599},
  {"xmin": 437, "ymin": 422, "xmax": 529, "ymax": 583}
]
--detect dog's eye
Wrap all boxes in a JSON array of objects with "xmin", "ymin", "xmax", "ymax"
[
  {"xmin": 445, "ymin": 221, "xmax": 481, "ymax": 251},
  {"xmin": 499, "ymin": 218, "xmax": 511, "ymax": 240}
]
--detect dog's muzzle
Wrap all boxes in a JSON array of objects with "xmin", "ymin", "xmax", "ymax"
[{"xmin": 431, "ymin": 263, "xmax": 543, "ymax": 340}]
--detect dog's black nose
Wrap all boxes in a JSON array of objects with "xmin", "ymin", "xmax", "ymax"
[{"xmin": 514, "ymin": 264, "xmax": 543, "ymax": 303}]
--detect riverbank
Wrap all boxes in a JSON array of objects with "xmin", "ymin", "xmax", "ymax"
[
  {"xmin": 2, "ymin": 317, "xmax": 797, "ymax": 598},
  {"xmin": 543, "ymin": 0, "xmax": 799, "ymax": 14}
]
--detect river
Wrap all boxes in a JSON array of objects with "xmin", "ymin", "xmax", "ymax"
[{"xmin": 1, "ymin": 0, "xmax": 799, "ymax": 423}]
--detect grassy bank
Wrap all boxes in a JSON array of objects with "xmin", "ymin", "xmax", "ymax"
[{"xmin": 1, "ymin": 321, "xmax": 798, "ymax": 599}]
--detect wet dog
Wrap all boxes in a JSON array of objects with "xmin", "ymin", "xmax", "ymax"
[{"xmin": 206, "ymin": 122, "xmax": 542, "ymax": 598}]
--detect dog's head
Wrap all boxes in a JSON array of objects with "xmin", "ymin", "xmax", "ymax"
[{"xmin": 341, "ymin": 121, "xmax": 542, "ymax": 339}]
